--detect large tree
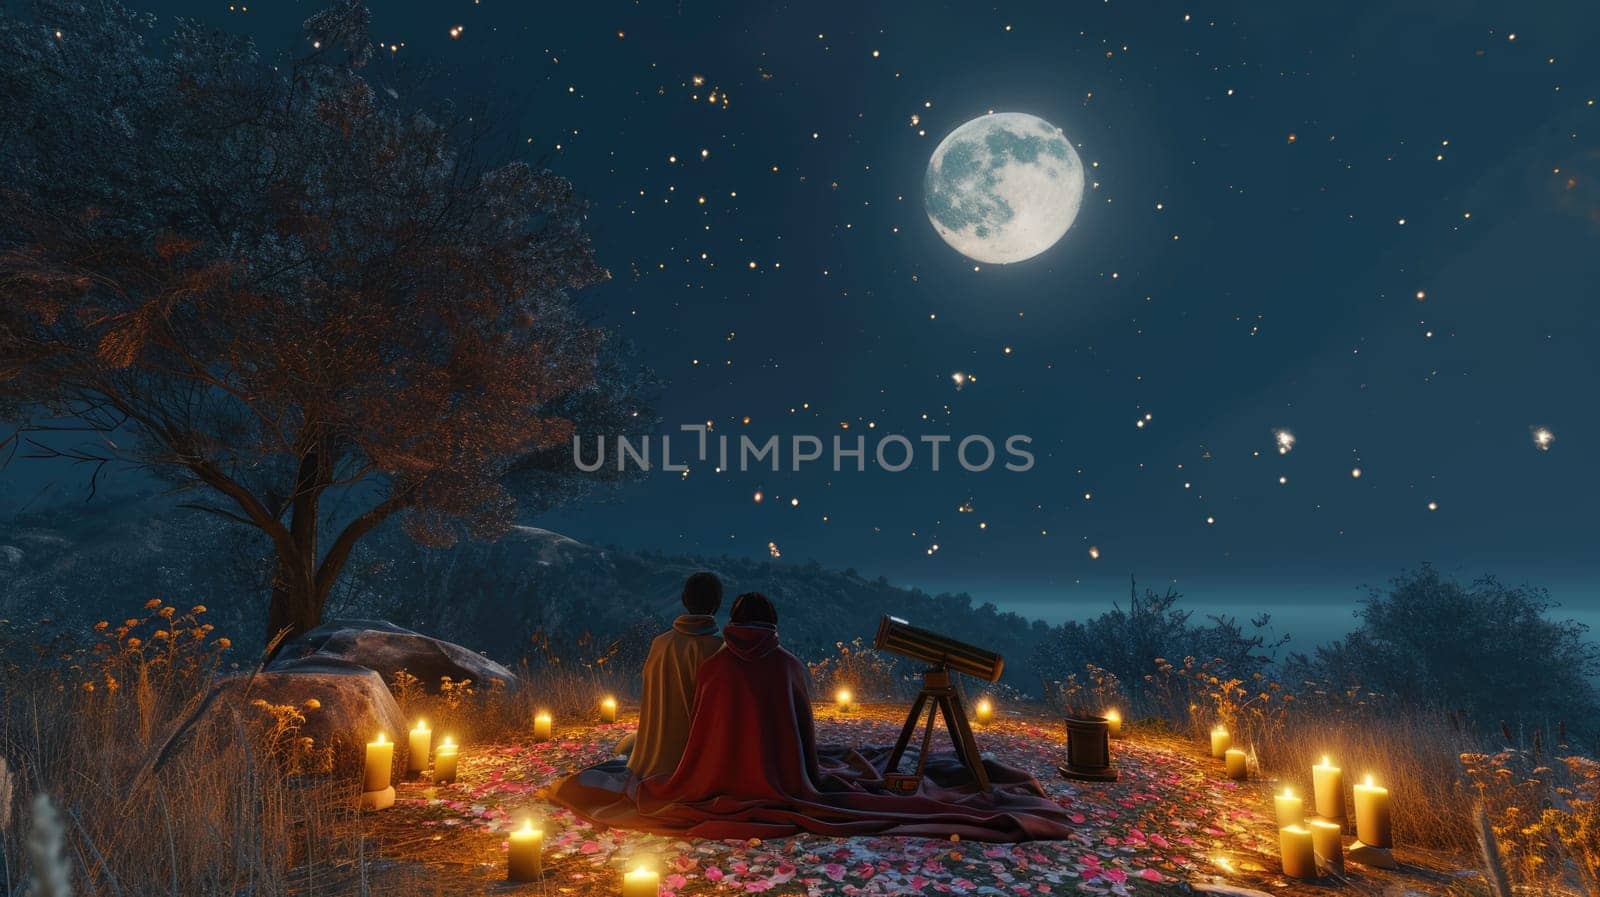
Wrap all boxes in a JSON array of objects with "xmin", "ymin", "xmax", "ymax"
[{"xmin": 0, "ymin": 1, "xmax": 648, "ymax": 642}]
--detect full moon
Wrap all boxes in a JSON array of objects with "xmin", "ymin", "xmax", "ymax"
[{"xmin": 924, "ymin": 112, "xmax": 1084, "ymax": 264}]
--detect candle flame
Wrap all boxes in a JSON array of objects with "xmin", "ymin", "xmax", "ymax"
[
  {"xmin": 1212, "ymin": 726, "xmax": 1227, "ymax": 736},
  {"xmin": 375, "ymin": 732, "xmax": 387, "ymax": 744},
  {"xmin": 836, "ymin": 689, "xmax": 852, "ymax": 705},
  {"xmin": 519, "ymin": 818, "xmax": 537, "ymax": 835},
  {"xmin": 442, "ymin": 736, "xmax": 455, "ymax": 747},
  {"xmin": 1321, "ymin": 755, "xmax": 1331, "ymax": 767},
  {"xmin": 1364, "ymin": 773, "xmax": 1375, "ymax": 787},
  {"xmin": 413, "ymin": 719, "xmax": 428, "ymax": 731},
  {"xmin": 1281, "ymin": 786, "xmax": 1293, "ymax": 798}
]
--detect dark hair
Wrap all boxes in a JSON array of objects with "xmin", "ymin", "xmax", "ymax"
[
  {"xmin": 681, "ymin": 571, "xmax": 723, "ymax": 615},
  {"xmin": 730, "ymin": 592, "xmax": 778, "ymax": 626}
]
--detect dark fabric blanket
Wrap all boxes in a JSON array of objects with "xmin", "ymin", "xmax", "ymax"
[{"xmin": 548, "ymin": 623, "xmax": 1075, "ymax": 842}]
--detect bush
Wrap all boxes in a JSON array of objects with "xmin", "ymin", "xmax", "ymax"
[
  {"xmin": 1285, "ymin": 565, "xmax": 1600, "ymax": 736},
  {"xmin": 1029, "ymin": 583, "xmax": 1283, "ymax": 720}
]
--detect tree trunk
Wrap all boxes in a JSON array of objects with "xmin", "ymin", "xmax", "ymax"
[
  {"xmin": 264, "ymin": 449, "xmax": 326, "ymax": 650},
  {"xmin": 266, "ymin": 574, "xmax": 324, "ymax": 651}
]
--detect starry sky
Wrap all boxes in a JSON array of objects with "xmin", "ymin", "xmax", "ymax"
[{"xmin": 11, "ymin": 0, "xmax": 1600, "ymax": 635}]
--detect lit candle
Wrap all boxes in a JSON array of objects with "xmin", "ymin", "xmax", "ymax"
[
  {"xmin": 622, "ymin": 865, "xmax": 660, "ymax": 897},
  {"xmin": 600, "ymin": 696, "xmax": 618, "ymax": 724},
  {"xmin": 507, "ymin": 819, "xmax": 543, "ymax": 881},
  {"xmin": 1312, "ymin": 755, "xmax": 1345, "ymax": 821},
  {"xmin": 1275, "ymin": 786, "xmax": 1304, "ymax": 827},
  {"xmin": 1353, "ymin": 774, "xmax": 1392, "ymax": 848},
  {"xmin": 533, "ymin": 711, "xmax": 552, "ymax": 741},
  {"xmin": 974, "ymin": 698, "xmax": 994, "ymax": 724},
  {"xmin": 433, "ymin": 737, "xmax": 459, "ymax": 784},
  {"xmin": 406, "ymin": 719, "xmax": 431, "ymax": 775},
  {"xmin": 1279, "ymin": 825, "xmax": 1316, "ymax": 879},
  {"xmin": 835, "ymin": 689, "xmax": 853, "ymax": 713},
  {"xmin": 1309, "ymin": 818, "xmax": 1344, "ymax": 870},
  {"xmin": 1103, "ymin": 708, "xmax": 1122, "ymax": 738},
  {"xmin": 363, "ymin": 732, "xmax": 393, "ymax": 793},
  {"xmin": 1225, "ymin": 748, "xmax": 1248, "ymax": 780},
  {"xmin": 1210, "ymin": 726, "xmax": 1231, "ymax": 759}
]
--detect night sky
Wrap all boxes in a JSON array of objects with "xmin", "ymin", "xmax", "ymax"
[{"xmin": 11, "ymin": 1, "xmax": 1600, "ymax": 635}]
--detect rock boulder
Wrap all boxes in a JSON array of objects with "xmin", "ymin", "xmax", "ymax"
[
  {"xmin": 214, "ymin": 656, "xmax": 405, "ymax": 767},
  {"xmin": 270, "ymin": 619, "xmax": 518, "ymax": 694}
]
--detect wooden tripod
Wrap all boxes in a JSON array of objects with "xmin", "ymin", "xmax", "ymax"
[{"xmin": 881, "ymin": 665, "xmax": 992, "ymax": 794}]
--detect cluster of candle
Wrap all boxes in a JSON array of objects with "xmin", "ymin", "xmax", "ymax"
[
  {"xmin": 1275, "ymin": 756, "xmax": 1394, "ymax": 879},
  {"xmin": 1208, "ymin": 726, "xmax": 1248, "ymax": 780},
  {"xmin": 361, "ymin": 720, "xmax": 467, "ymax": 809},
  {"xmin": 509, "ymin": 818, "xmax": 661, "ymax": 893},
  {"xmin": 359, "ymin": 697, "xmax": 680, "ymax": 889}
]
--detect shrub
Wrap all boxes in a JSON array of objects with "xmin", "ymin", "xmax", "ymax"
[{"xmin": 1286, "ymin": 565, "xmax": 1600, "ymax": 736}]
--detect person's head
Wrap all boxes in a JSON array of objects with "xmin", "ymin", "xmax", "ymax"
[
  {"xmin": 730, "ymin": 592, "xmax": 778, "ymax": 626},
  {"xmin": 681, "ymin": 571, "xmax": 724, "ymax": 616}
]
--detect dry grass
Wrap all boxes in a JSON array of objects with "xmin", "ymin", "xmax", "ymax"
[
  {"xmin": 0, "ymin": 602, "xmax": 384, "ymax": 897},
  {"xmin": 1128, "ymin": 653, "xmax": 1600, "ymax": 893},
  {"xmin": 1256, "ymin": 709, "xmax": 1479, "ymax": 850},
  {"xmin": 0, "ymin": 603, "xmax": 653, "ymax": 896}
]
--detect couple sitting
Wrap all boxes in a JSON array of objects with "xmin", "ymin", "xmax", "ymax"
[{"xmin": 550, "ymin": 572, "xmax": 1074, "ymax": 842}]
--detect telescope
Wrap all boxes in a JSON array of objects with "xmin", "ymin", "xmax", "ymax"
[
  {"xmin": 872, "ymin": 615, "xmax": 1004, "ymax": 794},
  {"xmin": 874, "ymin": 615, "xmax": 1005, "ymax": 682}
]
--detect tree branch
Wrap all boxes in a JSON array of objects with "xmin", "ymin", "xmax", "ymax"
[{"xmin": 313, "ymin": 487, "xmax": 412, "ymax": 601}]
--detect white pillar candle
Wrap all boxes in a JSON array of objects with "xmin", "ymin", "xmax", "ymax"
[
  {"xmin": 1275, "ymin": 786, "xmax": 1304, "ymax": 827},
  {"xmin": 1309, "ymin": 818, "xmax": 1344, "ymax": 870},
  {"xmin": 1313, "ymin": 756, "xmax": 1345, "ymax": 821},
  {"xmin": 600, "ymin": 696, "xmax": 618, "ymax": 724},
  {"xmin": 433, "ymin": 738, "xmax": 459, "ymax": 783},
  {"xmin": 406, "ymin": 719, "xmax": 431, "ymax": 774},
  {"xmin": 974, "ymin": 698, "xmax": 994, "ymax": 724},
  {"xmin": 507, "ymin": 820, "xmax": 543, "ymax": 881},
  {"xmin": 1353, "ymin": 775, "xmax": 1392, "ymax": 847},
  {"xmin": 363, "ymin": 733, "xmax": 393, "ymax": 792},
  {"xmin": 1225, "ymin": 748, "xmax": 1248, "ymax": 780},
  {"xmin": 1210, "ymin": 727, "xmax": 1231, "ymax": 759},
  {"xmin": 534, "ymin": 712, "xmax": 553, "ymax": 741},
  {"xmin": 1279, "ymin": 825, "xmax": 1316, "ymax": 879},
  {"xmin": 1103, "ymin": 708, "xmax": 1122, "ymax": 738},
  {"xmin": 622, "ymin": 866, "xmax": 659, "ymax": 897}
]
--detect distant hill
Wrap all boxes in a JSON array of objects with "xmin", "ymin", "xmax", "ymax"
[{"xmin": 0, "ymin": 499, "xmax": 1052, "ymax": 691}]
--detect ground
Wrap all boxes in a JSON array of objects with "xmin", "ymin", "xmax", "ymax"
[{"xmin": 368, "ymin": 706, "xmax": 1477, "ymax": 896}]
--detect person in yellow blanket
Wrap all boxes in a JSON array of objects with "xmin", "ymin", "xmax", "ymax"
[{"xmin": 624, "ymin": 571, "xmax": 725, "ymax": 779}]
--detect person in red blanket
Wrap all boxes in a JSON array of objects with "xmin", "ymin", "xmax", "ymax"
[{"xmin": 549, "ymin": 592, "xmax": 1075, "ymax": 842}]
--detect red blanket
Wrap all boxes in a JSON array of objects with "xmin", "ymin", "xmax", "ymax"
[{"xmin": 549, "ymin": 624, "xmax": 1076, "ymax": 842}]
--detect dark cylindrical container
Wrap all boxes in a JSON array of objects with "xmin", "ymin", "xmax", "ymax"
[{"xmin": 1060, "ymin": 715, "xmax": 1118, "ymax": 782}]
